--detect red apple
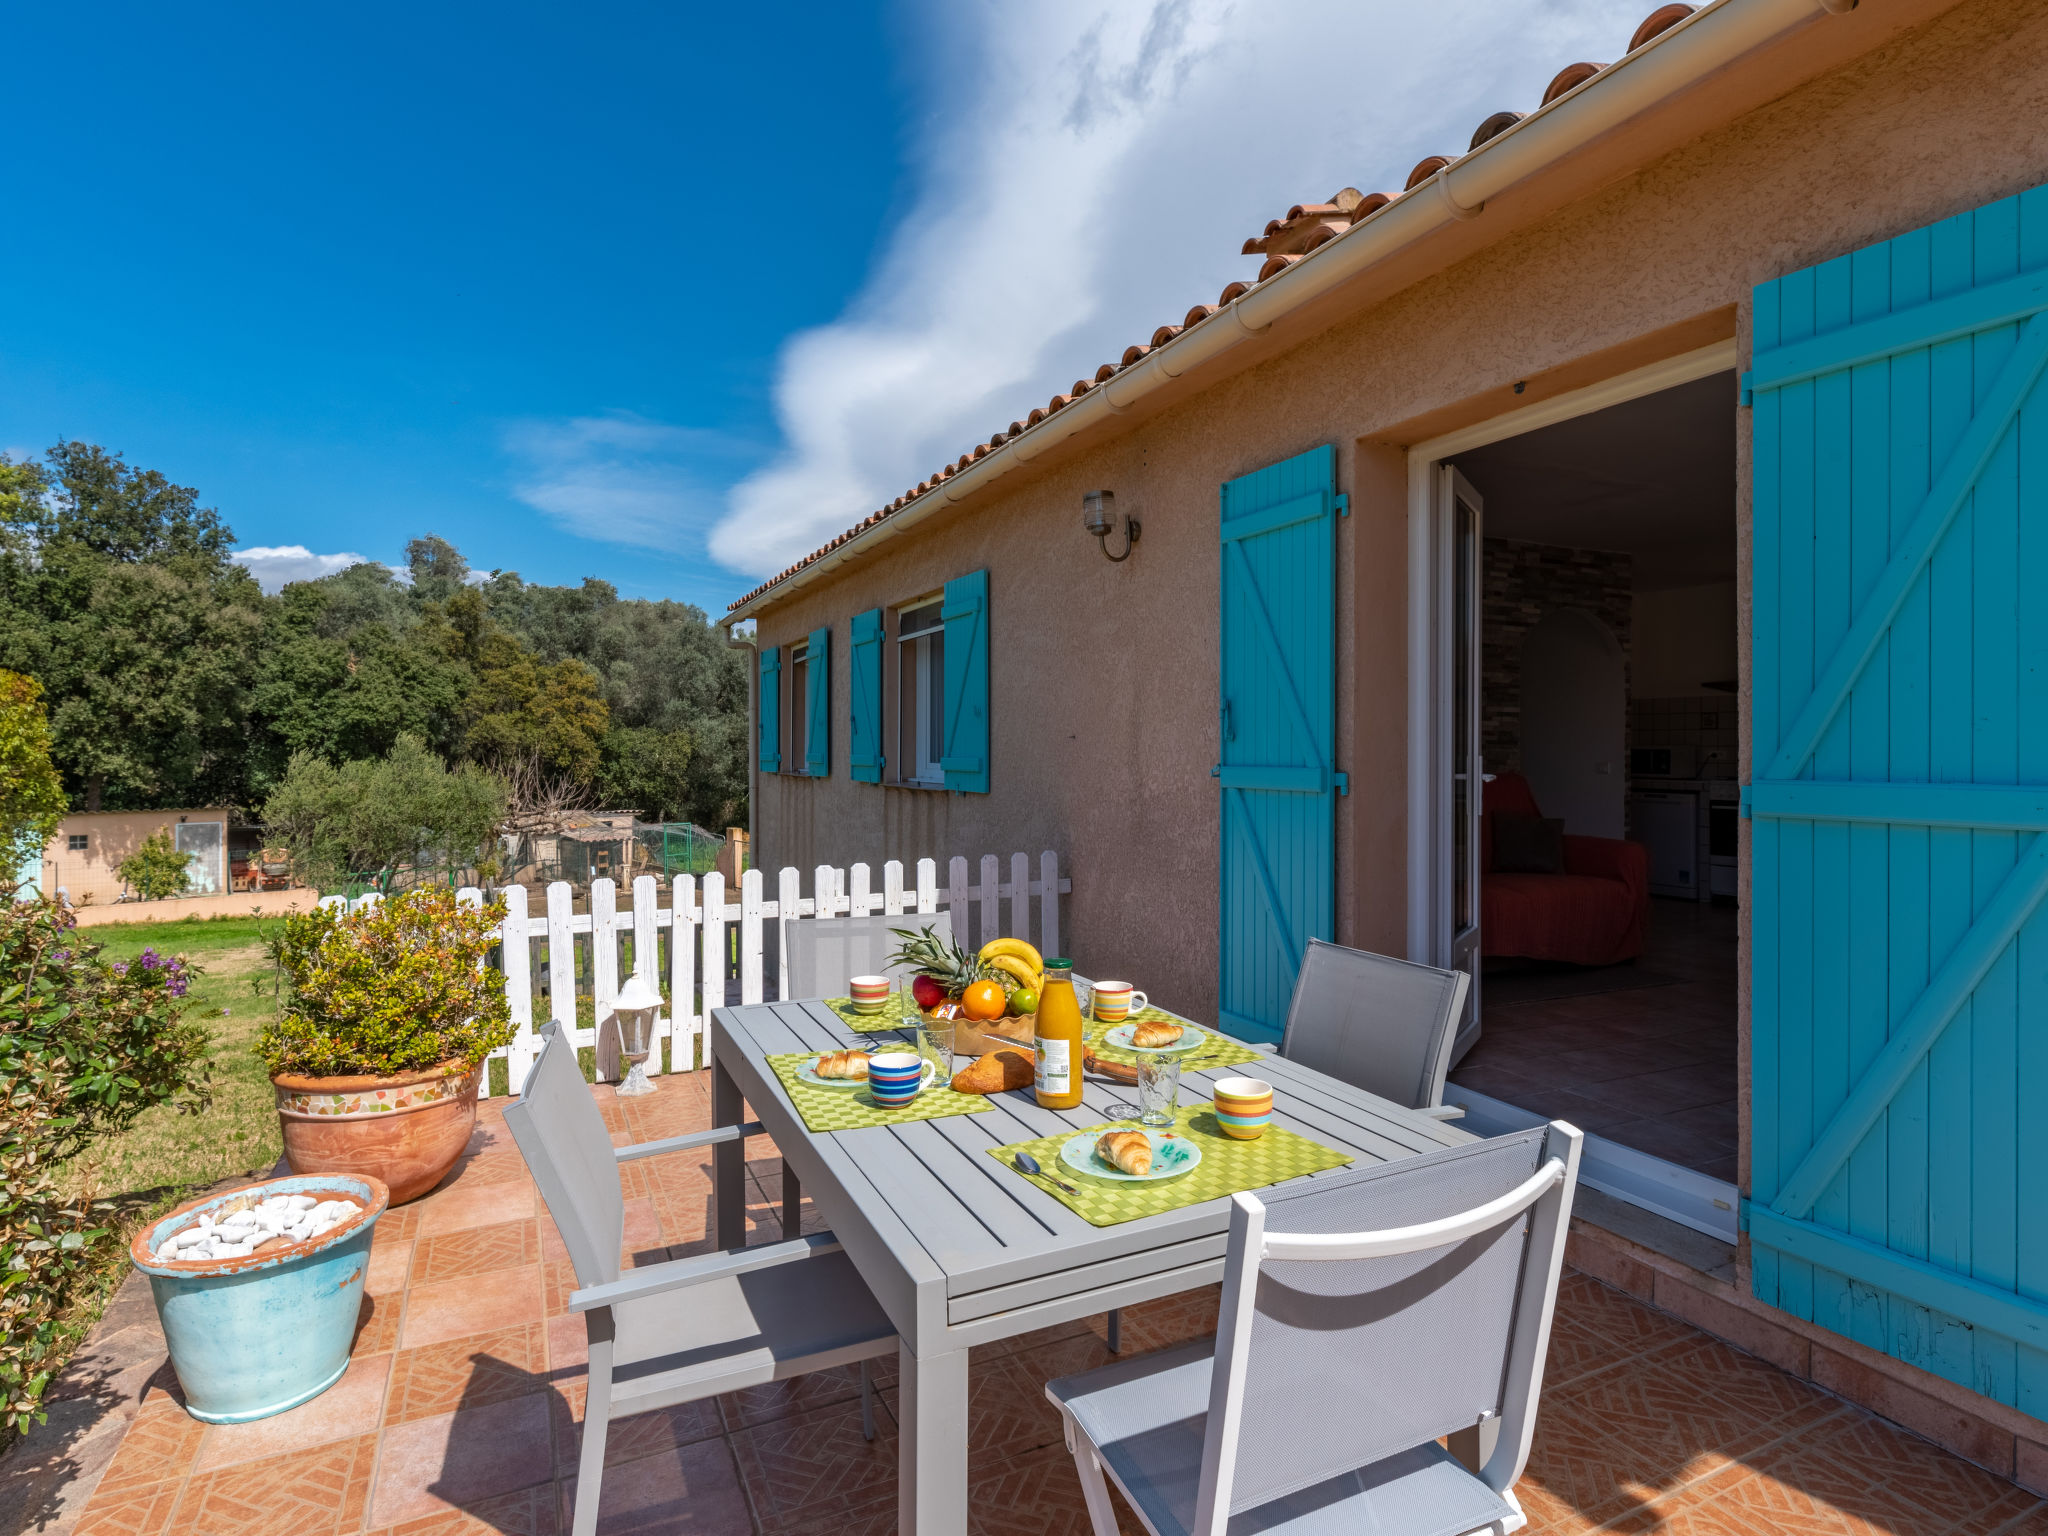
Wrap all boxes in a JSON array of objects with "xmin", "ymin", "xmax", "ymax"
[{"xmin": 911, "ymin": 975, "xmax": 947, "ymax": 1011}]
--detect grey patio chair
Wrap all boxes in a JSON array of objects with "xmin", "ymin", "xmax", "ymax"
[
  {"xmin": 504, "ymin": 1024, "xmax": 896, "ymax": 1536},
  {"xmin": 1046, "ymin": 1121, "xmax": 1583, "ymax": 1536},
  {"xmin": 783, "ymin": 908, "xmax": 955, "ymax": 998},
  {"xmin": 1279, "ymin": 938, "xmax": 1471, "ymax": 1119}
]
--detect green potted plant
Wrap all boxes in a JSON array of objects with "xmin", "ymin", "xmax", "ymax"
[{"xmin": 258, "ymin": 886, "xmax": 513, "ymax": 1203}]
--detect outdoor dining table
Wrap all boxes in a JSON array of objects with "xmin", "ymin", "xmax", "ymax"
[{"xmin": 708, "ymin": 995, "xmax": 1475, "ymax": 1536}]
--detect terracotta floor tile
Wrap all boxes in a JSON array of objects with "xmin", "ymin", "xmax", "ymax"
[
  {"xmin": 378, "ymin": 1205, "xmax": 423, "ymax": 1241},
  {"xmin": 969, "ymin": 1441, "xmax": 1150, "ymax": 1536},
  {"xmin": 412, "ymin": 1179, "xmax": 536, "ymax": 1237},
  {"xmin": 557, "ymin": 1436, "xmax": 751, "ymax": 1535},
  {"xmin": 352, "ymin": 1292, "xmax": 402, "ymax": 1357},
  {"xmin": 1763, "ymin": 1411, "xmax": 2040, "ymax": 1531},
  {"xmin": 412, "ymin": 1219, "xmax": 540, "ymax": 1284},
  {"xmin": 620, "ymin": 1197, "xmax": 664, "ymax": 1265},
  {"xmin": 84, "ymin": 1393, "xmax": 206, "ymax": 1501},
  {"xmin": 445, "ymin": 1150, "xmax": 530, "ymax": 1189},
  {"xmin": 177, "ymin": 1431, "xmax": 378, "ymax": 1536},
  {"xmin": 69, "ymin": 1479, "xmax": 187, "ymax": 1536},
  {"xmin": 370, "ymin": 1393, "xmax": 554, "ymax": 1528},
  {"xmin": 385, "ymin": 1323, "xmax": 548, "ymax": 1426},
  {"xmin": 368, "ymin": 1480, "xmax": 560, "ymax": 1534},
  {"xmin": 366, "ymin": 1236, "xmax": 414, "ymax": 1296},
  {"xmin": 763, "ymin": 1487, "xmax": 901, "ymax": 1536},
  {"xmin": 545, "ymin": 1313, "xmax": 590, "ymax": 1376},
  {"xmin": 541, "ymin": 1258, "xmax": 579, "ymax": 1318},
  {"xmin": 400, "ymin": 1266, "xmax": 543, "ymax": 1351},
  {"xmin": 192, "ymin": 1354, "xmax": 391, "ymax": 1471},
  {"xmin": 550, "ymin": 1379, "xmax": 723, "ymax": 1474},
  {"xmin": 716, "ymin": 1361, "xmax": 880, "ymax": 1431},
  {"xmin": 726, "ymin": 1398, "xmax": 897, "ymax": 1525}
]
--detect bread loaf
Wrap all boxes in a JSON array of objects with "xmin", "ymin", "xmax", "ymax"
[
  {"xmin": 813, "ymin": 1049, "xmax": 871, "ymax": 1080},
  {"xmin": 949, "ymin": 1049, "xmax": 1035, "ymax": 1094},
  {"xmin": 1096, "ymin": 1130, "xmax": 1153, "ymax": 1176},
  {"xmin": 1130, "ymin": 1020, "xmax": 1184, "ymax": 1049}
]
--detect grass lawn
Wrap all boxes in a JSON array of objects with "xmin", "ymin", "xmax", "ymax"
[{"xmin": 69, "ymin": 913, "xmax": 291, "ymax": 1206}]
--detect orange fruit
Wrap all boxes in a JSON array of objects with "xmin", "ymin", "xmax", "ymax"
[{"xmin": 961, "ymin": 979, "xmax": 1008, "ymax": 1021}]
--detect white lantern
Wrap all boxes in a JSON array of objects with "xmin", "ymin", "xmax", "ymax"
[{"xmin": 612, "ymin": 972, "xmax": 664, "ymax": 1097}]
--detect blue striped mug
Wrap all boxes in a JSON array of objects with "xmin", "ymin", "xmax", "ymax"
[{"xmin": 867, "ymin": 1051, "xmax": 926, "ymax": 1109}]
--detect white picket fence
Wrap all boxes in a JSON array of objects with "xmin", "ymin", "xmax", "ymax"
[{"xmin": 319, "ymin": 851, "xmax": 1068, "ymax": 1097}]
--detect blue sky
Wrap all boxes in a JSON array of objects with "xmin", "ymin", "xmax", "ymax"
[{"xmin": 3, "ymin": 1, "xmax": 1647, "ymax": 615}]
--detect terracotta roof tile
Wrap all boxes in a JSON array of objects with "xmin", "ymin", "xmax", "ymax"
[
  {"xmin": 1543, "ymin": 61, "xmax": 1605, "ymax": 103},
  {"xmin": 728, "ymin": 3, "xmax": 1709, "ymax": 612}
]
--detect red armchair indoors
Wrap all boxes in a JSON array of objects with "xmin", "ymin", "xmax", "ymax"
[{"xmin": 1482, "ymin": 772, "xmax": 1650, "ymax": 967}]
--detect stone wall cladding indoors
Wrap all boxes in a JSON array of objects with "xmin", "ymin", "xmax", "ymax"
[
  {"xmin": 1480, "ymin": 538, "xmax": 1634, "ymax": 776},
  {"xmin": 747, "ymin": 0, "xmax": 2048, "ymax": 1024}
]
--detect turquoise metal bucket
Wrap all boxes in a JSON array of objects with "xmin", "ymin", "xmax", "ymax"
[{"xmin": 131, "ymin": 1173, "xmax": 389, "ymax": 1423}]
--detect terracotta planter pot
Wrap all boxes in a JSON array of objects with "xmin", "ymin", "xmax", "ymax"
[{"xmin": 272, "ymin": 1061, "xmax": 482, "ymax": 1204}]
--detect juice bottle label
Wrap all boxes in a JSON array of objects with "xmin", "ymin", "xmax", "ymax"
[{"xmin": 1036, "ymin": 1037, "xmax": 1072, "ymax": 1096}]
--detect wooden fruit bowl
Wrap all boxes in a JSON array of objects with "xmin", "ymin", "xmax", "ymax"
[{"xmin": 924, "ymin": 1010, "xmax": 1035, "ymax": 1056}]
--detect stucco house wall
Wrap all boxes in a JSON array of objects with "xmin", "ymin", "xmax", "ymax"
[
  {"xmin": 745, "ymin": 0, "xmax": 2048, "ymax": 1020},
  {"xmin": 41, "ymin": 808, "xmax": 231, "ymax": 908}
]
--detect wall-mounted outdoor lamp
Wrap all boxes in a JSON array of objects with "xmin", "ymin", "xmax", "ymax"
[{"xmin": 1082, "ymin": 490, "xmax": 1140, "ymax": 562}]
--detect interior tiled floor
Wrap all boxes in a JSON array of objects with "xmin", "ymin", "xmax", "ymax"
[
  {"xmin": 38, "ymin": 1068, "xmax": 2047, "ymax": 1536},
  {"xmin": 1452, "ymin": 897, "xmax": 1740, "ymax": 1181}
]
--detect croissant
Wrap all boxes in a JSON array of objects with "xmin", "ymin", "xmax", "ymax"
[
  {"xmin": 1096, "ymin": 1130, "xmax": 1153, "ymax": 1177},
  {"xmin": 950, "ymin": 1050, "xmax": 1035, "ymax": 1094},
  {"xmin": 813, "ymin": 1049, "xmax": 871, "ymax": 1080},
  {"xmin": 1130, "ymin": 1020, "xmax": 1184, "ymax": 1049}
]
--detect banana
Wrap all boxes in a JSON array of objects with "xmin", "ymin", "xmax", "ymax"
[
  {"xmin": 983, "ymin": 953, "xmax": 1043, "ymax": 992},
  {"xmin": 978, "ymin": 936, "xmax": 1044, "ymax": 974}
]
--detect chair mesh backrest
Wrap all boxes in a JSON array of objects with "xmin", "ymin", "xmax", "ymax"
[
  {"xmin": 1280, "ymin": 939, "xmax": 1462, "ymax": 1110},
  {"xmin": 784, "ymin": 910, "xmax": 954, "ymax": 998},
  {"xmin": 502, "ymin": 1027, "xmax": 624, "ymax": 1290},
  {"xmin": 1224, "ymin": 1128, "xmax": 1547, "ymax": 1514}
]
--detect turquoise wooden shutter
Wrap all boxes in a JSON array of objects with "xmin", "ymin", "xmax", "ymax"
[
  {"xmin": 942, "ymin": 570, "xmax": 989, "ymax": 793},
  {"xmin": 1749, "ymin": 182, "xmax": 2048, "ymax": 1408},
  {"xmin": 758, "ymin": 646, "xmax": 781, "ymax": 773},
  {"xmin": 805, "ymin": 626, "xmax": 830, "ymax": 777},
  {"xmin": 1218, "ymin": 444, "xmax": 1340, "ymax": 1041},
  {"xmin": 850, "ymin": 608, "xmax": 884, "ymax": 783}
]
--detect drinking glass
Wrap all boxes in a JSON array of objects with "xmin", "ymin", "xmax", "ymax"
[
  {"xmin": 1136, "ymin": 1054, "xmax": 1182, "ymax": 1129},
  {"xmin": 918, "ymin": 1019, "xmax": 956, "ymax": 1084}
]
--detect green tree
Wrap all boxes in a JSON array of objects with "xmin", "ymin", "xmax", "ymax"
[
  {"xmin": 116, "ymin": 827, "xmax": 192, "ymax": 900},
  {"xmin": 262, "ymin": 734, "xmax": 508, "ymax": 892},
  {"xmin": 595, "ymin": 725, "xmax": 694, "ymax": 821},
  {"xmin": 0, "ymin": 672, "xmax": 66, "ymax": 879},
  {"xmin": 0, "ymin": 445, "xmax": 262, "ymax": 811}
]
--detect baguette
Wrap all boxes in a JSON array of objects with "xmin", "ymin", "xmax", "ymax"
[
  {"xmin": 812, "ymin": 1049, "xmax": 870, "ymax": 1080},
  {"xmin": 1130, "ymin": 1020, "xmax": 1184, "ymax": 1049},
  {"xmin": 949, "ymin": 1049, "xmax": 1035, "ymax": 1094},
  {"xmin": 1095, "ymin": 1129, "xmax": 1153, "ymax": 1177}
]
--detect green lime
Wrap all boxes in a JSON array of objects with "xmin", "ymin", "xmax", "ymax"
[{"xmin": 1008, "ymin": 987, "xmax": 1039, "ymax": 1017}]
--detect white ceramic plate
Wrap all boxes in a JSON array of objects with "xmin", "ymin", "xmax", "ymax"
[
  {"xmin": 1059, "ymin": 1129, "xmax": 1203, "ymax": 1183},
  {"xmin": 798, "ymin": 1056, "xmax": 937, "ymax": 1091},
  {"xmin": 1101, "ymin": 1022, "xmax": 1204, "ymax": 1055}
]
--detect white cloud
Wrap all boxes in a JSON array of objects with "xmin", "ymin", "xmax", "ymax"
[
  {"xmin": 235, "ymin": 545, "xmax": 381, "ymax": 593},
  {"xmin": 710, "ymin": 0, "xmax": 1649, "ymax": 577},
  {"xmin": 501, "ymin": 413, "xmax": 749, "ymax": 553}
]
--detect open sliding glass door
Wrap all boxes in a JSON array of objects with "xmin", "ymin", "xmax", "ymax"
[{"xmin": 1443, "ymin": 466, "xmax": 1484, "ymax": 1062}]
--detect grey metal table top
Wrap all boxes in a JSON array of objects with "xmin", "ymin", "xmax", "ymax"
[{"xmin": 709, "ymin": 997, "xmax": 1473, "ymax": 1347}]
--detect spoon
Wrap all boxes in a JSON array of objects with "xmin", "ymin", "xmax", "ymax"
[{"xmin": 1012, "ymin": 1151, "xmax": 1080, "ymax": 1195}]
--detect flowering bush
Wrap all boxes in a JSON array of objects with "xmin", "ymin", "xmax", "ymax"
[
  {"xmin": 1, "ymin": 898, "xmax": 209, "ymax": 1433},
  {"xmin": 256, "ymin": 886, "xmax": 513, "ymax": 1079}
]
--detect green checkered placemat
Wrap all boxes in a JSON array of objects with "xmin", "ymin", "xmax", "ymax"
[
  {"xmin": 1084, "ymin": 1007, "xmax": 1265, "ymax": 1072},
  {"xmin": 987, "ymin": 1106, "xmax": 1352, "ymax": 1227},
  {"xmin": 821, "ymin": 996, "xmax": 921, "ymax": 1034},
  {"xmin": 766, "ymin": 1051, "xmax": 997, "ymax": 1133}
]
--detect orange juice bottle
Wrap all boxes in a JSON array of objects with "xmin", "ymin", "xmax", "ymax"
[{"xmin": 1034, "ymin": 960, "xmax": 1085, "ymax": 1109}]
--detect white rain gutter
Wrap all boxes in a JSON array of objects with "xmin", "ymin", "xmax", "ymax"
[{"xmin": 726, "ymin": 0, "xmax": 1849, "ymax": 622}]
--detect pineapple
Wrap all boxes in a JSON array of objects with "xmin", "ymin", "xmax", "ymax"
[{"xmin": 887, "ymin": 926, "xmax": 987, "ymax": 1011}]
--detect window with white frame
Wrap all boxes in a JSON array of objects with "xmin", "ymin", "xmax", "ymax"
[
  {"xmin": 895, "ymin": 598, "xmax": 945, "ymax": 786},
  {"xmin": 783, "ymin": 640, "xmax": 811, "ymax": 774}
]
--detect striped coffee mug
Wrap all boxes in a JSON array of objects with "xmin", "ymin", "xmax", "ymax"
[
  {"xmin": 1212, "ymin": 1077, "xmax": 1274, "ymax": 1140},
  {"xmin": 848, "ymin": 975, "xmax": 891, "ymax": 1013},
  {"xmin": 1090, "ymin": 981, "xmax": 1149, "ymax": 1024},
  {"xmin": 867, "ymin": 1052, "xmax": 926, "ymax": 1109}
]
